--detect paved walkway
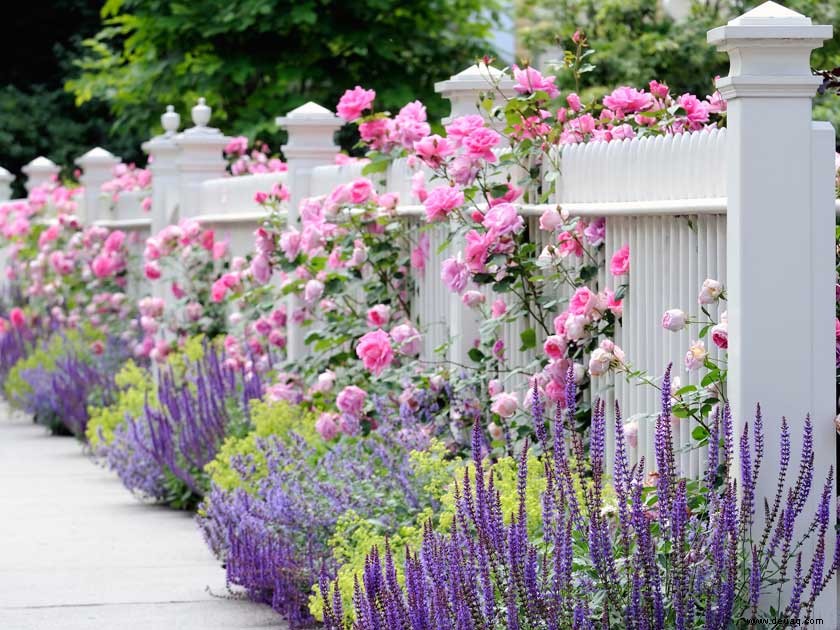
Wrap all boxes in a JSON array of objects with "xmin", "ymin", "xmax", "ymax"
[{"xmin": 0, "ymin": 401, "xmax": 285, "ymax": 629}]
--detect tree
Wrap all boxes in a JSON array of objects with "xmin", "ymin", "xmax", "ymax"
[{"xmin": 67, "ymin": 0, "xmax": 502, "ymax": 152}]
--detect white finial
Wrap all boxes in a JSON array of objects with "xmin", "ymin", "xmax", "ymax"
[
  {"xmin": 162, "ymin": 105, "xmax": 180, "ymax": 135},
  {"xmin": 191, "ymin": 97, "xmax": 211, "ymax": 128}
]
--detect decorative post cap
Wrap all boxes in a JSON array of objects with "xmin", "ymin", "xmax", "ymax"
[
  {"xmin": 434, "ymin": 64, "xmax": 515, "ymax": 124},
  {"xmin": 708, "ymin": 1, "xmax": 832, "ymax": 99},
  {"xmin": 0, "ymin": 166, "xmax": 14, "ymax": 184},
  {"xmin": 75, "ymin": 147, "xmax": 120, "ymax": 170},
  {"xmin": 162, "ymin": 105, "xmax": 180, "ymax": 136},
  {"xmin": 177, "ymin": 97, "xmax": 226, "ymax": 141},
  {"xmin": 191, "ymin": 97, "xmax": 211, "ymax": 128},
  {"xmin": 276, "ymin": 102, "xmax": 342, "ymax": 157},
  {"xmin": 22, "ymin": 156, "xmax": 61, "ymax": 191}
]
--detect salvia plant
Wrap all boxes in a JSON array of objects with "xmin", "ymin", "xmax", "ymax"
[{"xmin": 321, "ymin": 367, "xmax": 839, "ymax": 629}]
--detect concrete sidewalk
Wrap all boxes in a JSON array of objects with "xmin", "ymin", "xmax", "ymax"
[{"xmin": 0, "ymin": 401, "xmax": 285, "ymax": 630}]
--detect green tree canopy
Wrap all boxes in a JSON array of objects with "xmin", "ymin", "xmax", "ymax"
[{"xmin": 67, "ymin": 0, "xmax": 502, "ymax": 152}]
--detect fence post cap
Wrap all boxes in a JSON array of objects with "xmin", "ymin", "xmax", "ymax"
[
  {"xmin": 75, "ymin": 147, "xmax": 120, "ymax": 168},
  {"xmin": 161, "ymin": 105, "xmax": 181, "ymax": 136},
  {"xmin": 276, "ymin": 101, "xmax": 342, "ymax": 127},
  {"xmin": 0, "ymin": 166, "xmax": 14, "ymax": 182},
  {"xmin": 176, "ymin": 97, "xmax": 227, "ymax": 142},
  {"xmin": 708, "ymin": 1, "xmax": 831, "ymax": 45},
  {"xmin": 22, "ymin": 156, "xmax": 60, "ymax": 176},
  {"xmin": 434, "ymin": 63, "xmax": 513, "ymax": 94}
]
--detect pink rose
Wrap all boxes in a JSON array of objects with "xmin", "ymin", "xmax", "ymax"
[
  {"xmin": 512, "ymin": 65, "xmax": 559, "ymax": 99},
  {"xmin": 337, "ymin": 86, "xmax": 376, "ymax": 121},
  {"xmin": 491, "ymin": 298, "xmax": 507, "ymax": 318},
  {"xmin": 391, "ymin": 323, "xmax": 421, "ymax": 356},
  {"xmin": 482, "ymin": 203, "xmax": 523, "ymax": 237},
  {"xmin": 423, "ymin": 186, "xmax": 464, "ymax": 222},
  {"xmin": 684, "ymin": 340, "xmax": 707, "ymax": 371},
  {"xmin": 490, "ymin": 392, "xmax": 518, "ymax": 418},
  {"xmin": 610, "ymin": 244, "xmax": 630, "ymax": 276},
  {"xmin": 603, "ymin": 86, "xmax": 652, "ymax": 115},
  {"xmin": 414, "ymin": 134, "xmax": 454, "ymax": 167},
  {"xmin": 315, "ymin": 412, "xmax": 340, "ymax": 440},
  {"xmin": 463, "ymin": 127, "xmax": 501, "ymax": 162},
  {"xmin": 461, "ymin": 290, "xmax": 485, "ymax": 308},
  {"xmin": 539, "ymin": 209, "xmax": 563, "ymax": 232},
  {"xmin": 349, "ymin": 178, "xmax": 376, "ymax": 204},
  {"xmin": 92, "ymin": 255, "xmax": 117, "ymax": 279},
  {"xmin": 662, "ymin": 309, "xmax": 687, "ymax": 332},
  {"xmin": 103, "ymin": 230, "xmax": 125, "ymax": 253},
  {"xmin": 337, "ymin": 385, "xmax": 367, "ymax": 417},
  {"xmin": 711, "ymin": 323, "xmax": 728, "ymax": 349},
  {"xmin": 9, "ymin": 308, "xmax": 25, "ymax": 329},
  {"xmin": 210, "ymin": 278, "xmax": 228, "ymax": 302},
  {"xmin": 624, "ymin": 420, "xmax": 639, "ymax": 449},
  {"xmin": 441, "ymin": 256, "xmax": 470, "ymax": 294},
  {"xmin": 569, "ymin": 286, "xmax": 596, "ymax": 316},
  {"xmin": 144, "ymin": 261, "xmax": 162, "ymax": 280},
  {"xmin": 250, "ymin": 254, "xmax": 272, "ymax": 285},
  {"xmin": 444, "ymin": 115, "xmax": 485, "ymax": 147},
  {"xmin": 698, "ymin": 279, "xmax": 723, "ymax": 304},
  {"xmin": 356, "ymin": 329, "xmax": 394, "ymax": 376},
  {"xmin": 366, "ymin": 304, "xmax": 391, "ymax": 327},
  {"xmin": 487, "ymin": 379, "xmax": 503, "ymax": 397},
  {"xmin": 543, "ymin": 335, "xmax": 567, "ymax": 360},
  {"xmin": 303, "ymin": 279, "xmax": 324, "ymax": 305},
  {"xmin": 566, "ymin": 92, "xmax": 582, "ymax": 111}
]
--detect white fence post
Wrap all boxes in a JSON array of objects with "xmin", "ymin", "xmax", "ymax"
[
  {"xmin": 175, "ymin": 98, "xmax": 228, "ymax": 220},
  {"xmin": 0, "ymin": 167, "xmax": 14, "ymax": 201},
  {"xmin": 276, "ymin": 102, "xmax": 342, "ymax": 361},
  {"xmin": 435, "ymin": 66, "xmax": 515, "ymax": 371},
  {"xmin": 75, "ymin": 147, "xmax": 121, "ymax": 224},
  {"xmin": 21, "ymin": 156, "xmax": 60, "ymax": 193},
  {"xmin": 143, "ymin": 105, "xmax": 182, "ymax": 237},
  {"xmin": 709, "ymin": 2, "xmax": 835, "ymax": 621}
]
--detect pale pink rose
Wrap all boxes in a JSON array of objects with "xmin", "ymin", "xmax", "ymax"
[
  {"xmin": 482, "ymin": 203, "xmax": 523, "ymax": 237},
  {"xmin": 423, "ymin": 186, "xmax": 464, "ymax": 222},
  {"xmin": 491, "ymin": 392, "xmax": 518, "ymax": 418},
  {"xmin": 565, "ymin": 313, "xmax": 588, "ymax": 341},
  {"xmin": 588, "ymin": 348, "xmax": 612, "ymax": 377},
  {"xmin": 311, "ymin": 370, "xmax": 336, "ymax": 393},
  {"xmin": 444, "ymin": 115, "xmax": 485, "ymax": 147},
  {"xmin": 610, "ymin": 244, "xmax": 630, "ymax": 276},
  {"xmin": 624, "ymin": 420, "xmax": 639, "ymax": 449},
  {"xmin": 662, "ymin": 309, "xmax": 687, "ymax": 332},
  {"xmin": 366, "ymin": 304, "xmax": 391, "ymax": 327},
  {"xmin": 356, "ymin": 329, "xmax": 394, "ymax": 376},
  {"xmin": 539, "ymin": 209, "xmax": 563, "ymax": 232},
  {"xmin": 337, "ymin": 86, "xmax": 376, "ymax": 121},
  {"xmin": 441, "ymin": 256, "xmax": 470, "ymax": 294},
  {"xmin": 463, "ymin": 127, "xmax": 501, "ymax": 162},
  {"xmin": 711, "ymin": 322, "xmax": 728, "ymax": 349},
  {"xmin": 684, "ymin": 340, "xmax": 707, "ymax": 371},
  {"xmin": 462, "ymin": 290, "xmax": 485, "ymax": 308},
  {"xmin": 349, "ymin": 178, "xmax": 376, "ymax": 204},
  {"xmin": 487, "ymin": 422, "xmax": 504, "ymax": 441},
  {"xmin": 414, "ymin": 134, "xmax": 454, "ymax": 167},
  {"xmin": 487, "ymin": 379, "xmax": 503, "ymax": 397},
  {"xmin": 250, "ymin": 254, "xmax": 272, "ymax": 285},
  {"xmin": 543, "ymin": 335, "xmax": 567, "ymax": 360},
  {"xmin": 185, "ymin": 302, "xmax": 203, "ymax": 321},
  {"xmin": 411, "ymin": 232, "xmax": 429, "ymax": 272},
  {"xmin": 464, "ymin": 230, "xmax": 491, "ymax": 272},
  {"xmin": 569, "ymin": 286, "xmax": 596, "ymax": 316},
  {"xmin": 698, "ymin": 279, "xmax": 723, "ymax": 304},
  {"xmin": 491, "ymin": 298, "xmax": 507, "ymax": 318},
  {"xmin": 391, "ymin": 323, "xmax": 421, "ymax": 356},
  {"xmin": 315, "ymin": 412, "xmax": 340, "ymax": 440},
  {"xmin": 337, "ymin": 385, "xmax": 367, "ymax": 417},
  {"xmin": 303, "ymin": 279, "xmax": 324, "ymax": 305},
  {"xmin": 280, "ymin": 229, "xmax": 302, "ymax": 262}
]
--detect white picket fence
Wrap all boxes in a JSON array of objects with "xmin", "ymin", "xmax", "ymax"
[{"xmin": 1, "ymin": 3, "xmax": 837, "ymax": 619}]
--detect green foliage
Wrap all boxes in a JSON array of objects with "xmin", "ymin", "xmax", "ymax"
[
  {"xmin": 516, "ymin": 0, "xmax": 840, "ymax": 134},
  {"xmin": 67, "ymin": 0, "xmax": 502, "ymax": 151},
  {"xmin": 86, "ymin": 360, "xmax": 155, "ymax": 449},
  {"xmin": 204, "ymin": 400, "xmax": 318, "ymax": 493}
]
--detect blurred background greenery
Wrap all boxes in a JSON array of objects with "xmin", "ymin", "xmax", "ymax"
[{"xmin": 2, "ymin": 0, "xmax": 838, "ymax": 196}]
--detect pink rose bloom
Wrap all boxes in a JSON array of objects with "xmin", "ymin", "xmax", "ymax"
[
  {"xmin": 539, "ymin": 209, "xmax": 563, "ymax": 232},
  {"xmin": 185, "ymin": 302, "xmax": 203, "ymax": 321},
  {"xmin": 583, "ymin": 217, "xmax": 606, "ymax": 246},
  {"xmin": 482, "ymin": 203, "xmax": 523, "ymax": 237},
  {"xmin": 410, "ymin": 171, "xmax": 428, "ymax": 203},
  {"xmin": 337, "ymin": 385, "xmax": 367, "ymax": 417},
  {"xmin": 461, "ymin": 290, "xmax": 485, "ymax": 308},
  {"xmin": 463, "ymin": 127, "xmax": 501, "ymax": 162},
  {"xmin": 144, "ymin": 261, "xmax": 162, "ymax": 280},
  {"xmin": 103, "ymin": 230, "xmax": 126, "ymax": 254},
  {"xmin": 411, "ymin": 232, "xmax": 429, "ymax": 272},
  {"xmin": 603, "ymin": 86, "xmax": 652, "ymax": 115},
  {"xmin": 487, "ymin": 379, "xmax": 503, "ymax": 397},
  {"xmin": 366, "ymin": 304, "xmax": 391, "ymax": 327},
  {"xmin": 414, "ymin": 134, "xmax": 454, "ymax": 167},
  {"xmin": 649, "ymin": 80, "xmax": 669, "ymax": 99},
  {"xmin": 254, "ymin": 191, "xmax": 268, "ymax": 204},
  {"xmin": 711, "ymin": 322, "xmax": 728, "ymax": 349},
  {"xmin": 604, "ymin": 289, "xmax": 623, "ymax": 318},
  {"xmin": 441, "ymin": 256, "xmax": 470, "ymax": 294},
  {"xmin": 566, "ymin": 92, "xmax": 582, "ymax": 111},
  {"xmin": 557, "ymin": 229, "xmax": 584, "ymax": 258},
  {"xmin": 624, "ymin": 420, "xmax": 639, "ymax": 449},
  {"xmin": 349, "ymin": 178, "xmax": 376, "ymax": 204},
  {"xmin": 444, "ymin": 115, "xmax": 486, "ymax": 147},
  {"xmin": 543, "ymin": 335, "xmax": 567, "ymax": 360},
  {"xmin": 359, "ymin": 118, "xmax": 391, "ymax": 150},
  {"xmin": 250, "ymin": 254, "xmax": 272, "ymax": 285},
  {"xmin": 9, "ymin": 308, "xmax": 25, "ymax": 329},
  {"xmin": 356, "ymin": 329, "xmax": 393, "ymax": 376},
  {"xmin": 38, "ymin": 224, "xmax": 61, "ymax": 249},
  {"xmin": 569, "ymin": 286, "xmax": 596, "ymax": 316},
  {"xmin": 310, "ymin": 370, "xmax": 336, "ymax": 393},
  {"xmin": 449, "ymin": 154, "xmax": 481, "ymax": 186},
  {"xmin": 268, "ymin": 329, "xmax": 286, "ymax": 348},
  {"xmin": 464, "ymin": 230, "xmax": 492, "ymax": 272},
  {"xmin": 280, "ymin": 229, "xmax": 302, "ymax": 261},
  {"xmin": 512, "ymin": 65, "xmax": 559, "ymax": 99},
  {"xmin": 698, "ymin": 279, "xmax": 723, "ymax": 304},
  {"xmin": 391, "ymin": 323, "xmax": 421, "ymax": 356},
  {"xmin": 491, "ymin": 392, "xmax": 518, "ymax": 418},
  {"xmin": 210, "ymin": 278, "xmax": 228, "ymax": 302},
  {"xmin": 677, "ymin": 93, "xmax": 710, "ymax": 124},
  {"xmin": 303, "ymin": 279, "xmax": 324, "ymax": 305},
  {"xmin": 91, "ymin": 255, "xmax": 116, "ymax": 279},
  {"xmin": 610, "ymin": 244, "xmax": 630, "ymax": 276},
  {"xmin": 836, "ymin": 317, "xmax": 840, "ymax": 339},
  {"xmin": 423, "ymin": 186, "xmax": 464, "ymax": 222},
  {"xmin": 491, "ymin": 298, "xmax": 507, "ymax": 318},
  {"xmin": 662, "ymin": 309, "xmax": 687, "ymax": 332},
  {"xmin": 315, "ymin": 412, "xmax": 340, "ymax": 441},
  {"xmin": 337, "ymin": 86, "xmax": 376, "ymax": 121},
  {"xmin": 684, "ymin": 340, "xmax": 707, "ymax": 371},
  {"xmin": 588, "ymin": 348, "xmax": 612, "ymax": 377}
]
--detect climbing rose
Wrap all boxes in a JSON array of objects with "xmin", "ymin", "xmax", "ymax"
[
  {"xmin": 610, "ymin": 244, "xmax": 630, "ymax": 276},
  {"xmin": 491, "ymin": 298, "xmax": 507, "ymax": 318},
  {"xmin": 698, "ymin": 278, "xmax": 724, "ymax": 304},
  {"xmin": 539, "ymin": 209, "xmax": 563, "ymax": 232},
  {"xmin": 337, "ymin": 86, "xmax": 375, "ymax": 121},
  {"xmin": 441, "ymin": 256, "xmax": 470, "ymax": 294},
  {"xmin": 414, "ymin": 134, "xmax": 454, "ymax": 167},
  {"xmin": 512, "ymin": 65, "xmax": 559, "ymax": 99},
  {"xmin": 315, "ymin": 412, "xmax": 340, "ymax": 441},
  {"xmin": 336, "ymin": 385, "xmax": 367, "ymax": 417},
  {"xmin": 9, "ymin": 308, "xmax": 25, "ymax": 328},
  {"xmin": 624, "ymin": 420, "xmax": 639, "ymax": 449},
  {"xmin": 662, "ymin": 309, "xmax": 687, "ymax": 331},
  {"xmin": 444, "ymin": 115, "xmax": 485, "ymax": 147},
  {"xmin": 461, "ymin": 290, "xmax": 485, "ymax": 308},
  {"xmin": 390, "ymin": 323, "xmax": 421, "ymax": 356},
  {"xmin": 423, "ymin": 186, "xmax": 464, "ymax": 222},
  {"xmin": 603, "ymin": 86, "xmax": 652, "ymax": 114},
  {"xmin": 482, "ymin": 203, "xmax": 523, "ymax": 237},
  {"xmin": 366, "ymin": 304, "xmax": 391, "ymax": 327},
  {"xmin": 144, "ymin": 261, "xmax": 162, "ymax": 280},
  {"xmin": 349, "ymin": 178, "xmax": 375, "ymax": 204},
  {"xmin": 490, "ymin": 392, "xmax": 518, "ymax": 418},
  {"xmin": 543, "ymin": 335, "xmax": 567, "ymax": 360},
  {"xmin": 463, "ymin": 127, "xmax": 501, "ymax": 162},
  {"xmin": 356, "ymin": 329, "xmax": 394, "ymax": 376},
  {"xmin": 711, "ymin": 322, "xmax": 728, "ymax": 349},
  {"xmin": 684, "ymin": 340, "xmax": 708, "ymax": 371}
]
